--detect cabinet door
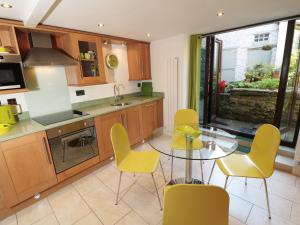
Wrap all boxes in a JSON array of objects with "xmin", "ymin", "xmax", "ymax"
[
  {"xmin": 63, "ymin": 33, "xmax": 106, "ymax": 85},
  {"xmin": 141, "ymin": 102, "xmax": 158, "ymax": 139},
  {"xmin": 157, "ymin": 99, "xmax": 164, "ymax": 128},
  {"xmin": 95, "ymin": 111, "xmax": 123, "ymax": 161},
  {"xmin": 0, "ymin": 149, "xmax": 18, "ymax": 215},
  {"xmin": 141, "ymin": 43, "xmax": 151, "ymax": 80},
  {"xmin": 127, "ymin": 42, "xmax": 142, "ymax": 80},
  {"xmin": 124, "ymin": 106, "xmax": 143, "ymax": 145},
  {"xmin": 0, "ymin": 132, "xmax": 57, "ymax": 202}
]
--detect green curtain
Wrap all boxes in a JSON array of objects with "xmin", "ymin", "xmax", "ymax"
[{"xmin": 188, "ymin": 34, "xmax": 202, "ymax": 113}]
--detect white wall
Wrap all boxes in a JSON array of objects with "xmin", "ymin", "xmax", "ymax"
[
  {"xmin": 151, "ymin": 34, "xmax": 190, "ymax": 132},
  {"xmin": 0, "ymin": 44, "xmax": 140, "ymax": 114}
]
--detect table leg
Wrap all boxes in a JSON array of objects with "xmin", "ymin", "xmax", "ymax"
[{"xmin": 185, "ymin": 136, "xmax": 193, "ymax": 183}]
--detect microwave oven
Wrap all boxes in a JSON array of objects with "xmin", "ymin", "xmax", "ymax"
[{"xmin": 0, "ymin": 55, "xmax": 26, "ymax": 91}]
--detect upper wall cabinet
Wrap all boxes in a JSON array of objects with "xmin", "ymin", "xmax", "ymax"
[
  {"xmin": 127, "ymin": 42, "xmax": 151, "ymax": 80},
  {"xmin": 61, "ymin": 33, "xmax": 106, "ymax": 86},
  {"xmin": 0, "ymin": 25, "xmax": 19, "ymax": 55}
]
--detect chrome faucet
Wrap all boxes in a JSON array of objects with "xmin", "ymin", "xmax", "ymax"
[{"xmin": 113, "ymin": 84, "xmax": 125, "ymax": 102}]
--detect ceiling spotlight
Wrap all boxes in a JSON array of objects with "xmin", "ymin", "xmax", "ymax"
[
  {"xmin": 217, "ymin": 11, "xmax": 224, "ymax": 17},
  {"xmin": 1, "ymin": 3, "xmax": 13, "ymax": 8},
  {"xmin": 121, "ymin": 42, "xmax": 126, "ymax": 46},
  {"xmin": 103, "ymin": 40, "xmax": 108, "ymax": 45},
  {"xmin": 146, "ymin": 33, "xmax": 151, "ymax": 37},
  {"xmin": 97, "ymin": 23, "xmax": 104, "ymax": 27}
]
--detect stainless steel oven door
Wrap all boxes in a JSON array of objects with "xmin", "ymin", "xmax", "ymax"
[{"xmin": 48, "ymin": 126, "xmax": 99, "ymax": 174}]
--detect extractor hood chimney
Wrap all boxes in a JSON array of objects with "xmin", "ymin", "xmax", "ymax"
[{"xmin": 23, "ymin": 32, "xmax": 78, "ymax": 67}]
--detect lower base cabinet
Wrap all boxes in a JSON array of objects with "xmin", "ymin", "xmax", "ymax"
[
  {"xmin": 95, "ymin": 111, "xmax": 123, "ymax": 161},
  {"xmin": 0, "ymin": 132, "xmax": 57, "ymax": 203}
]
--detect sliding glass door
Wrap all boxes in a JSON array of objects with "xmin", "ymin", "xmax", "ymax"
[{"xmin": 204, "ymin": 18, "xmax": 300, "ymax": 147}]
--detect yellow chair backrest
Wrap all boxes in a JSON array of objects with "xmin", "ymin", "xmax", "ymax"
[
  {"xmin": 110, "ymin": 123, "xmax": 131, "ymax": 167},
  {"xmin": 163, "ymin": 184, "xmax": 229, "ymax": 225},
  {"xmin": 249, "ymin": 124, "xmax": 280, "ymax": 177},
  {"xmin": 174, "ymin": 109, "xmax": 198, "ymax": 125}
]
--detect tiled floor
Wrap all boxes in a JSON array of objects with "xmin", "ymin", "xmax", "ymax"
[{"xmin": 1, "ymin": 142, "xmax": 300, "ymax": 225}]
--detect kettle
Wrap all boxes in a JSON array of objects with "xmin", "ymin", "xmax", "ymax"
[{"xmin": 0, "ymin": 104, "xmax": 22, "ymax": 125}]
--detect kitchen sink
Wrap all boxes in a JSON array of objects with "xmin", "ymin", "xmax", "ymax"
[{"xmin": 111, "ymin": 102, "xmax": 132, "ymax": 107}]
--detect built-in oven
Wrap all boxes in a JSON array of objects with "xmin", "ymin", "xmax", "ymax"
[
  {"xmin": 46, "ymin": 118, "xmax": 99, "ymax": 174},
  {"xmin": 0, "ymin": 55, "xmax": 26, "ymax": 91}
]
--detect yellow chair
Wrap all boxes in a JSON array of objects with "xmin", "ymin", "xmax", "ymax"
[
  {"xmin": 163, "ymin": 184, "xmax": 229, "ymax": 225},
  {"xmin": 110, "ymin": 123, "xmax": 166, "ymax": 209},
  {"xmin": 171, "ymin": 109, "xmax": 203, "ymax": 181},
  {"xmin": 208, "ymin": 124, "xmax": 280, "ymax": 219}
]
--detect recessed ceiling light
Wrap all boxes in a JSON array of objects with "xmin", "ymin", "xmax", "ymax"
[
  {"xmin": 146, "ymin": 33, "xmax": 151, "ymax": 37},
  {"xmin": 97, "ymin": 23, "xmax": 104, "ymax": 27},
  {"xmin": 1, "ymin": 3, "xmax": 13, "ymax": 8},
  {"xmin": 217, "ymin": 11, "xmax": 224, "ymax": 17}
]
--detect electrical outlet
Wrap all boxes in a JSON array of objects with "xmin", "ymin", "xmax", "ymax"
[{"xmin": 76, "ymin": 90, "xmax": 85, "ymax": 96}]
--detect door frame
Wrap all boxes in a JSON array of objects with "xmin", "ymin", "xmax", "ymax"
[{"xmin": 204, "ymin": 19, "xmax": 300, "ymax": 147}]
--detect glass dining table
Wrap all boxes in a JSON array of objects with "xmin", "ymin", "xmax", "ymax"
[{"xmin": 149, "ymin": 124, "xmax": 238, "ymax": 184}]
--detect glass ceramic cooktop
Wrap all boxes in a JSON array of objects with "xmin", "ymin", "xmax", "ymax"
[{"xmin": 33, "ymin": 110, "xmax": 88, "ymax": 126}]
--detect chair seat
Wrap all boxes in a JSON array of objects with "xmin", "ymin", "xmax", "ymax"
[
  {"xmin": 171, "ymin": 135, "xmax": 203, "ymax": 150},
  {"xmin": 216, "ymin": 153, "xmax": 265, "ymax": 178},
  {"xmin": 118, "ymin": 150, "xmax": 160, "ymax": 173}
]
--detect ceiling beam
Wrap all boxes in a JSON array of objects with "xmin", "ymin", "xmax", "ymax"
[{"xmin": 23, "ymin": 0, "xmax": 59, "ymax": 28}]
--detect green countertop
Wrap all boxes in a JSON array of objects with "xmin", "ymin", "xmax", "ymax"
[{"xmin": 0, "ymin": 95, "xmax": 163, "ymax": 142}]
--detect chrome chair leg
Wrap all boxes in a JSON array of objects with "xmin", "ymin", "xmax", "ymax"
[
  {"xmin": 200, "ymin": 160, "xmax": 204, "ymax": 183},
  {"xmin": 224, "ymin": 176, "xmax": 229, "ymax": 189},
  {"xmin": 208, "ymin": 161, "xmax": 216, "ymax": 184},
  {"xmin": 151, "ymin": 173, "xmax": 163, "ymax": 210},
  {"xmin": 245, "ymin": 177, "xmax": 248, "ymax": 186},
  {"xmin": 263, "ymin": 178, "xmax": 271, "ymax": 219},
  {"xmin": 170, "ymin": 150, "xmax": 174, "ymax": 181},
  {"xmin": 159, "ymin": 160, "xmax": 167, "ymax": 183},
  {"xmin": 115, "ymin": 171, "xmax": 123, "ymax": 205}
]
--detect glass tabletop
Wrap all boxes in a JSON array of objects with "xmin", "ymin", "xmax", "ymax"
[{"xmin": 149, "ymin": 124, "xmax": 238, "ymax": 160}]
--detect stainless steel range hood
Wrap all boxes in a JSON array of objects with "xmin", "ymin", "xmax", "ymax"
[{"xmin": 23, "ymin": 32, "xmax": 78, "ymax": 67}]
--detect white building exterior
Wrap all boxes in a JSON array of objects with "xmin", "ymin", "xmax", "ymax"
[{"xmin": 216, "ymin": 22, "xmax": 288, "ymax": 82}]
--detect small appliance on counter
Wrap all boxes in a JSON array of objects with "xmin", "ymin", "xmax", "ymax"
[
  {"xmin": 0, "ymin": 101, "xmax": 22, "ymax": 125},
  {"xmin": 141, "ymin": 82, "xmax": 153, "ymax": 96},
  {"xmin": 0, "ymin": 124, "xmax": 11, "ymax": 136}
]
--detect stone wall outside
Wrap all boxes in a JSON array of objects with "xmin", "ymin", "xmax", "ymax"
[{"xmin": 218, "ymin": 88, "xmax": 299, "ymax": 125}]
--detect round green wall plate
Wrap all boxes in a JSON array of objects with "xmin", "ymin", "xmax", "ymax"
[{"xmin": 106, "ymin": 54, "xmax": 119, "ymax": 69}]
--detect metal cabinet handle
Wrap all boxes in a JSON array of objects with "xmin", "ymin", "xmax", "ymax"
[{"xmin": 42, "ymin": 137, "xmax": 52, "ymax": 164}]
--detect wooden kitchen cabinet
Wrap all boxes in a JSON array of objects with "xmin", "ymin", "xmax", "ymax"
[
  {"xmin": 127, "ymin": 42, "xmax": 151, "ymax": 80},
  {"xmin": 95, "ymin": 111, "xmax": 123, "ymax": 161},
  {"xmin": 123, "ymin": 105, "xmax": 143, "ymax": 145},
  {"xmin": 0, "ymin": 149, "xmax": 18, "ymax": 217},
  {"xmin": 157, "ymin": 99, "xmax": 164, "ymax": 128},
  {"xmin": 141, "ymin": 102, "xmax": 157, "ymax": 139},
  {"xmin": 0, "ymin": 132, "xmax": 57, "ymax": 202},
  {"xmin": 61, "ymin": 33, "xmax": 106, "ymax": 86}
]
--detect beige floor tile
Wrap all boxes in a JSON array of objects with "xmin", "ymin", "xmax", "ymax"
[
  {"xmin": 17, "ymin": 199, "xmax": 52, "ymax": 225},
  {"xmin": 230, "ymin": 216, "xmax": 246, "ymax": 225},
  {"xmin": 115, "ymin": 211, "xmax": 148, "ymax": 225},
  {"xmin": 31, "ymin": 214, "xmax": 59, "ymax": 225},
  {"xmin": 94, "ymin": 164, "xmax": 136, "ymax": 194},
  {"xmin": 122, "ymin": 184, "xmax": 163, "ymax": 225},
  {"xmin": 296, "ymin": 178, "xmax": 300, "ymax": 188},
  {"xmin": 0, "ymin": 215, "xmax": 17, "ymax": 225},
  {"xmin": 231, "ymin": 177, "xmax": 263, "ymax": 189},
  {"xmin": 269, "ymin": 170, "xmax": 296, "ymax": 186},
  {"xmin": 48, "ymin": 186, "xmax": 90, "ymax": 225},
  {"xmin": 246, "ymin": 206, "xmax": 296, "ymax": 225},
  {"xmin": 73, "ymin": 174, "xmax": 103, "ymax": 196},
  {"xmin": 74, "ymin": 213, "xmax": 103, "ymax": 225},
  {"xmin": 291, "ymin": 202, "xmax": 300, "ymax": 225},
  {"xmin": 81, "ymin": 181, "xmax": 131, "ymax": 225},
  {"xmin": 228, "ymin": 179, "xmax": 292, "ymax": 220},
  {"xmin": 137, "ymin": 173, "xmax": 166, "ymax": 194},
  {"xmin": 229, "ymin": 194, "xmax": 253, "ymax": 223},
  {"xmin": 268, "ymin": 179, "xmax": 300, "ymax": 203}
]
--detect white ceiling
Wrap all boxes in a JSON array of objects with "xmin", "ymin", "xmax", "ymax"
[{"xmin": 1, "ymin": 0, "xmax": 300, "ymax": 41}]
